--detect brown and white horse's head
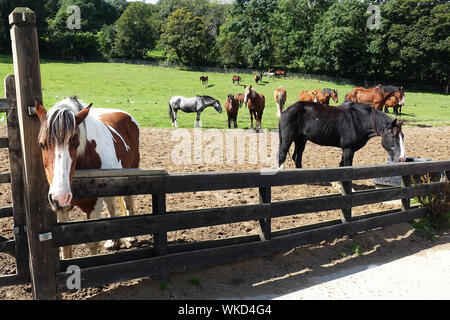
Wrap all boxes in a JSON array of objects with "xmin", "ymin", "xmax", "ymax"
[
  {"xmin": 393, "ymin": 86, "xmax": 405, "ymax": 105},
  {"xmin": 35, "ymin": 98, "xmax": 91, "ymax": 212},
  {"xmin": 243, "ymin": 85, "xmax": 252, "ymax": 105}
]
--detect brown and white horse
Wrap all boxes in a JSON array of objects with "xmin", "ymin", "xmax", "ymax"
[
  {"xmin": 312, "ymin": 88, "xmax": 338, "ymax": 105},
  {"xmin": 244, "ymin": 85, "xmax": 265, "ymax": 130},
  {"xmin": 384, "ymin": 96, "xmax": 402, "ymax": 116},
  {"xmin": 274, "ymin": 86, "xmax": 287, "ymax": 117},
  {"xmin": 232, "ymin": 75, "xmax": 241, "ymax": 85},
  {"xmin": 200, "ymin": 75, "xmax": 208, "ymax": 87},
  {"xmin": 35, "ymin": 96, "xmax": 140, "ymax": 258},
  {"xmin": 254, "ymin": 72, "xmax": 263, "ymax": 84}
]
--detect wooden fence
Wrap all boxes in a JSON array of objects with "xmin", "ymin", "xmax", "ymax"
[{"xmin": 0, "ymin": 8, "xmax": 449, "ymax": 300}]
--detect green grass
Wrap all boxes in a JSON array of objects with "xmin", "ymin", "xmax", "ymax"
[{"xmin": 0, "ymin": 53, "xmax": 449, "ymax": 128}]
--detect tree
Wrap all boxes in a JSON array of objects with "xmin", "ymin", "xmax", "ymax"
[
  {"xmin": 113, "ymin": 2, "xmax": 158, "ymax": 59},
  {"xmin": 160, "ymin": 8, "xmax": 210, "ymax": 66}
]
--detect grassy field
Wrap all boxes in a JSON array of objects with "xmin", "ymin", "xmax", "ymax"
[{"xmin": 0, "ymin": 54, "xmax": 449, "ymax": 128}]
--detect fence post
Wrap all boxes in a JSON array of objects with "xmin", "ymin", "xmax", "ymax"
[
  {"xmin": 152, "ymin": 192, "xmax": 168, "ymax": 281},
  {"xmin": 9, "ymin": 8, "xmax": 57, "ymax": 299},
  {"xmin": 340, "ymin": 181, "xmax": 352, "ymax": 222},
  {"xmin": 4, "ymin": 74, "xmax": 29, "ymax": 282},
  {"xmin": 258, "ymin": 187, "xmax": 271, "ymax": 241},
  {"xmin": 401, "ymin": 175, "xmax": 411, "ymax": 211}
]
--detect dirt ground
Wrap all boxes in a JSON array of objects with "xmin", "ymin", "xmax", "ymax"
[{"xmin": 0, "ymin": 124, "xmax": 448, "ymax": 300}]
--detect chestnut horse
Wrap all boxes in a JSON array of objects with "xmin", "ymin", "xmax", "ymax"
[
  {"xmin": 275, "ymin": 70, "xmax": 286, "ymax": 78},
  {"xmin": 312, "ymin": 88, "xmax": 338, "ymax": 105},
  {"xmin": 235, "ymin": 93, "xmax": 245, "ymax": 108},
  {"xmin": 345, "ymin": 85, "xmax": 404, "ymax": 111},
  {"xmin": 254, "ymin": 72, "xmax": 263, "ymax": 84},
  {"xmin": 274, "ymin": 86, "xmax": 287, "ymax": 117},
  {"xmin": 298, "ymin": 90, "xmax": 317, "ymax": 102},
  {"xmin": 225, "ymin": 94, "xmax": 240, "ymax": 128},
  {"xmin": 244, "ymin": 85, "xmax": 265, "ymax": 130},
  {"xmin": 232, "ymin": 75, "xmax": 241, "ymax": 85},
  {"xmin": 35, "ymin": 96, "xmax": 140, "ymax": 259},
  {"xmin": 384, "ymin": 96, "xmax": 402, "ymax": 116}
]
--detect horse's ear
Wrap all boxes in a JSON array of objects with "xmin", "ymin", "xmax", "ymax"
[
  {"xmin": 35, "ymin": 98, "xmax": 47, "ymax": 123},
  {"xmin": 390, "ymin": 118, "xmax": 398, "ymax": 128},
  {"xmin": 75, "ymin": 103, "xmax": 92, "ymax": 126},
  {"xmin": 249, "ymin": 85, "xmax": 252, "ymax": 89}
]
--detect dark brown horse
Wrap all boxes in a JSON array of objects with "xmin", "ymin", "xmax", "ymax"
[
  {"xmin": 225, "ymin": 94, "xmax": 240, "ymax": 128},
  {"xmin": 254, "ymin": 72, "xmax": 263, "ymax": 84},
  {"xmin": 244, "ymin": 85, "xmax": 265, "ymax": 130},
  {"xmin": 345, "ymin": 85, "xmax": 404, "ymax": 111},
  {"xmin": 200, "ymin": 75, "xmax": 208, "ymax": 86},
  {"xmin": 232, "ymin": 75, "xmax": 241, "ymax": 85}
]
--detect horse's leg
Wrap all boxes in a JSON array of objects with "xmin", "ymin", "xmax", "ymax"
[
  {"xmin": 87, "ymin": 199, "xmax": 104, "ymax": 255},
  {"xmin": 292, "ymin": 136, "xmax": 306, "ymax": 168},
  {"xmin": 195, "ymin": 111, "xmax": 201, "ymax": 128},
  {"xmin": 278, "ymin": 126, "xmax": 296, "ymax": 168},
  {"xmin": 57, "ymin": 211, "xmax": 72, "ymax": 259},
  {"xmin": 233, "ymin": 116, "xmax": 238, "ymax": 128},
  {"xmin": 276, "ymin": 102, "xmax": 281, "ymax": 117},
  {"xmin": 103, "ymin": 197, "xmax": 122, "ymax": 250},
  {"xmin": 250, "ymin": 111, "xmax": 254, "ymax": 129},
  {"xmin": 122, "ymin": 196, "xmax": 137, "ymax": 248},
  {"xmin": 333, "ymin": 149, "xmax": 355, "ymax": 192},
  {"xmin": 228, "ymin": 115, "xmax": 231, "ymax": 129}
]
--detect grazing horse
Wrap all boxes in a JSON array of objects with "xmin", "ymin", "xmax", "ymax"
[
  {"xmin": 169, "ymin": 95, "xmax": 222, "ymax": 128},
  {"xmin": 312, "ymin": 88, "xmax": 338, "ymax": 105},
  {"xmin": 254, "ymin": 72, "xmax": 263, "ymax": 84},
  {"xmin": 384, "ymin": 96, "xmax": 402, "ymax": 116},
  {"xmin": 278, "ymin": 101, "xmax": 406, "ymax": 171},
  {"xmin": 274, "ymin": 86, "xmax": 287, "ymax": 117},
  {"xmin": 298, "ymin": 90, "xmax": 317, "ymax": 102},
  {"xmin": 200, "ymin": 75, "xmax": 208, "ymax": 87},
  {"xmin": 263, "ymin": 72, "xmax": 275, "ymax": 80},
  {"xmin": 225, "ymin": 94, "xmax": 240, "ymax": 128},
  {"xmin": 345, "ymin": 85, "xmax": 405, "ymax": 111},
  {"xmin": 35, "ymin": 96, "xmax": 140, "ymax": 259},
  {"xmin": 232, "ymin": 75, "xmax": 241, "ymax": 85},
  {"xmin": 244, "ymin": 85, "xmax": 265, "ymax": 130},
  {"xmin": 275, "ymin": 70, "xmax": 286, "ymax": 78}
]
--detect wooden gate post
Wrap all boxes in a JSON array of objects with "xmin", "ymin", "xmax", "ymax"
[
  {"xmin": 9, "ymin": 8, "xmax": 57, "ymax": 299},
  {"xmin": 5, "ymin": 74, "xmax": 29, "ymax": 282}
]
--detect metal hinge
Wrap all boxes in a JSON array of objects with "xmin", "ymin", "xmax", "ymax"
[{"xmin": 38, "ymin": 232, "xmax": 53, "ymax": 242}]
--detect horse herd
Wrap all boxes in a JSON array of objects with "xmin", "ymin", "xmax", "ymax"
[
  {"xmin": 169, "ymin": 73, "xmax": 406, "ymax": 132},
  {"xmin": 33, "ymin": 74, "xmax": 407, "ymax": 258}
]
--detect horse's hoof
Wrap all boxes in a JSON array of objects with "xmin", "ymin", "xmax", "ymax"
[{"xmin": 104, "ymin": 239, "xmax": 121, "ymax": 250}]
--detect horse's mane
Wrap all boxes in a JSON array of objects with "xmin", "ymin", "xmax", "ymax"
[
  {"xmin": 338, "ymin": 101, "xmax": 391, "ymax": 135},
  {"xmin": 38, "ymin": 96, "xmax": 88, "ymax": 156},
  {"xmin": 378, "ymin": 85, "xmax": 401, "ymax": 93},
  {"xmin": 197, "ymin": 95, "xmax": 218, "ymax": 103}
]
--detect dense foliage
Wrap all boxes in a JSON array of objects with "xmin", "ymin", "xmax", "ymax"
[{"xmin": 0, "ymin": 0, "xmax": 448, "ymax": 86}]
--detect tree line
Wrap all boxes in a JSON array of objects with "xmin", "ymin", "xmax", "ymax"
[{"xmin": 0, "ymin": 0, "xmax": 448, "ymax": 87}]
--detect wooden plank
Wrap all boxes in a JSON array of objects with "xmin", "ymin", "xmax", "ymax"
[
  {"xmin": 271, "ymin": 207, "xmax": 427, "ymax": 253},
  {"xmin": 5, "ymin": 74, "xmax": 29, "ymax": 283},
  {"xmin": 352, "ymin": 182, "xmax": 448, "ymax": 207},
  {"xmin": 0, "ymin": 206, "xmax": 13, "ymax": 218},
  {"xmin": 271, "ymin": 194, "xmax": 351, "ymax": 217},
  {"xmin": 10, "ymin": 8, "xmax": 57, "ymax": 300},
  {"xmin": 258, "ymin": 187, "xmax": 271, "ymax": 241},
  {"xmin": 73, "ymin": 168, "xmax": 166, "ymax": 178},
  {"xmin": 53, "ymin": 202, "xmax": 271, "ymax": 247},
  {"xmin": 56, "ymin": 239, "xmax": 271, "ymax": 291},
  {"xmin": 0, "ymin": 239, "xmax": 15, "ymax": 256},
  {"xmin": 0, "ymin": 98, "xmax": 13, "ymax": 112},
  {"xmin": 0, "ymin": 172, "xmax": 10, "ymax": 184},
  {"xmin": 0, "ymin": 274, "xmax": 21, "ymax": 287},
  {"xmin": 71, "ymin": 175, "xmax": 165, "ymax": 199},
  {"xmin": 0, "ymin": 138, "xmax": 8, "ymax": 149}
]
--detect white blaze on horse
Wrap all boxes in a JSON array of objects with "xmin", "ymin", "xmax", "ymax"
[{"xmin": 35, "ymin": 96, "xmax": 140, "ymax": 258}]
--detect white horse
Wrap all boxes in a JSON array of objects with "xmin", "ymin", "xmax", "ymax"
[{"xmin": 169, "ymin": 95, "xmax": 222, "ymax": 128}]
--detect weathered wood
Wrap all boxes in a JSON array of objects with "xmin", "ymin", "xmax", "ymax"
[
  {"xmin": 0, "ymin": 206, "xmax": 13, "ymax": 218},
  {"xmin": 0, "ymin": 98, "xmax": 13, "ymax": 112},
  {"xmin": 5, "ymin": 74, "xmax": 29, "ymax": 283},
  {"xmin": 0, "ymin": 138, "xmax": 8, "ymax": 149},
  {"xmin": 10, "ymin": 8, "xmax": 57, "ymax": 300},
  {"xmin": 401, "ymin": 175, "xmax": 412, "ymax": 211},
  {"xmin": 74, "ymin": 168, "xmax": 166, "ymax": 178},
  {"xmin": 271, "ymin": 194, "xmax": 351, "ymax": 218},
  {"xmin": 271, "ymin": 206, "xmax": 427, "ymax": 253},
  {"xmin": 258, "ymin": 187, "xmax": 271, "ymax": 241},
  {"xmin": 56, "ymin": 240, "xmax": 271, "ymax": 291},
  {"xmin": 0, "ymin": 274, "xmax": 21, "ymax": 287},
  {"xmin": 152, "ymin": 193, "xmax": 167, "ymax": 264},
  {"xmin": 53, "ymin": 202, "xmax": 271, "ymax": 247},
  {"xmin": 0, "ymin": 172, "xmax": 10, "ymax": 184},
  {"xmin": 0, "ymin": 239, "xmax": 15, "ymax": 256}
]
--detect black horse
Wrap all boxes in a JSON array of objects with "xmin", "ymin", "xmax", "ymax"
[{"xmin": 278, "ymin": 101, "xmax": 406, "ymax": 169}]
